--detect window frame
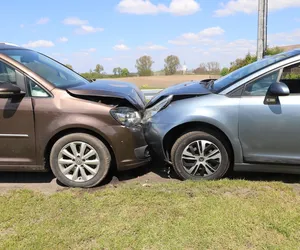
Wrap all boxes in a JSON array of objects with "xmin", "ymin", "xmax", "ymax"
[
  {"xmin": 0, "ymin": 59, "xmax": 29, "ymax": 95},
  {"xmin": 26, "ymin": 76, "xmax": 52, "ymax": 98},
  {"xmin": 0, "ymin": 56, "xmax": 53, "ymax": 98},
  {"xmin": 227, "ymin": 59, "xmax": 300, "ymax": 98},
  {"xmin": 241, "ymin": 69, "xmax": 281, "ymax": 97},
  {"xmin": 0, "ymin": 59, "xmax": 18, "ymax": 85},
  {"xmin": 221, "ymin": 55, "xmax": 300, "ymax": 95}
]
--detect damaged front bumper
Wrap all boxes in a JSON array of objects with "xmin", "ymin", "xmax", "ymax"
[{"xmin": 110, "ymin": 125, "xmax": 151, "ymax": 171}]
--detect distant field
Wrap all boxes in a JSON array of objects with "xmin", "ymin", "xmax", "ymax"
[{"xmin": 103, "ymin": 75, "xmax": 219, "ymax": 88}]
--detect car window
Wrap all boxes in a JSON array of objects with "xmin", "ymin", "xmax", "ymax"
[
  {"xmin": 1, "ymin": 49, "xmax": 90, "ymax": 89},
  {"xmin": 211, "ymin": 50, "xmax": 300, "ymax": 93},
  {"xmin": 0, "ymin": 60, "xmax": 17, "ymax": 85},
  {"xmin": 280, "ymin": 63, "xmax": 300, "ymax": 94},
  {"xmin": 27, "ymin": 78, "xmax": 50, "ymax": 97},
  {"xmin": 244, "ymin": 71, "xmax": 279, "ymax": 96}
]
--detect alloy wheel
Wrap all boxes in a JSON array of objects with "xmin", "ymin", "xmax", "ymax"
[
  {"xmin": 58, "ymin": 141, "xmax": 100, "ymax": 182},
  {"xmin": 181, "ymin": 140, "xmax": 221, "ymax": 177}
]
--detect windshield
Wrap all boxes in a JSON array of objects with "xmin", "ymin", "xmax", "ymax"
[
  {"xmin": 1, "ymin": 49, "xmax": 89, "ymax": 88},
  {"xmin": 211, "ymin": 50, "xmax": 300, "ymax": 93}
]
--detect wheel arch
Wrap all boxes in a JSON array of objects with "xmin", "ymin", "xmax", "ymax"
[
  {"xmin": 44, "ymin": 128, "xmax": 116, "ymax": 170},
  {"xmin": 163, "ymin": 121, "xmax": 234, "ymax": 163}
]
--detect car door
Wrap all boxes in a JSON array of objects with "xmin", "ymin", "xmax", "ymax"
[
  {"xmin": 0, "ymin": 60, "xmax": 36, "ymax": 167},
  {"xmin": 239, "ymin": 61, "xmax": 300, "ymax": 165}
]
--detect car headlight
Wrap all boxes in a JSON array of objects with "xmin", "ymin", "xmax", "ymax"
[
  {"xmin": 110, "ymin": 107, "xmax": 141, "ymax": 127},
  {"xmin": 142, "ymin": 95, "xmax": 173, "ymax": 123}
]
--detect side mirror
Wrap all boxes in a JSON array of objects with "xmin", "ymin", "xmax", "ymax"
[
  {"xmin": 268, "ymin": 82, "xmax": 290, "ymax": 96},
  {"xmin": 264, "ymin": 82, "xmax": 290, "ymax": 105},
  {"xmin": 0, "ymin": 83, "xmax": 25, "ymax": 98}
]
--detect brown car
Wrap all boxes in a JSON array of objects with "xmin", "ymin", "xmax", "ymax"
[{"xmin": 0, "ymin": 43, "xmax": 150, "ymax": 187}]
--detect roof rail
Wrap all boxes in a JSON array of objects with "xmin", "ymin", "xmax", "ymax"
[{"xmin": 0, "ymin": 42, "xmax": 19, "ymax": 47}]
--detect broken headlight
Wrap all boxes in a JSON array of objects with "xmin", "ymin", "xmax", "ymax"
[
  {"xmin": 110, "ymin": 107, "xmax": 141, "ymax": 127},
  {"xmin": 142, "ymin": 95, "xmax": 173, "ymax": 123}
]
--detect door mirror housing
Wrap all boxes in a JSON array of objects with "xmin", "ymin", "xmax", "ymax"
[
  {"xmin": 264, "ymin": 82, "xmax": 290, "ymax": 105},
  {"xmin": 268, "ymin": 82, "xmax": 290, "ymax": 96},
  {"xmin": 0, "ymin": 83, "xmax": 25, "ymax": 98}
]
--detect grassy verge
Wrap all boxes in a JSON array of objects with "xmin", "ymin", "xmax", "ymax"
[{"xmin": 0, "ymin": 180, "xmax": 299, "ymax": 249}]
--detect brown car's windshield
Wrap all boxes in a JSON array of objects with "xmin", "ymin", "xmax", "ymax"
[{"xmin": 1, "ymin": 49, "xmax": 89, "ymax": 88}]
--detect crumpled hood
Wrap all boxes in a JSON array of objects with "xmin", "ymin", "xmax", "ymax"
[
  {"xmin": 67, "ymin": 80, "xmax": 146, "ymax": 110},
  {"xmin": 146, "ymin": 80, "xmax": 211, "ymax": 107}
]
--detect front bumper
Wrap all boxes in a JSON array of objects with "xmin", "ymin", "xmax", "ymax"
[
  {"xmin": 143, "ymin": 121, "xmax": 170, "ymax": 162},
  {"xmin": 110, "ymin": 125, "xmax": 151, "ymax": 171}
]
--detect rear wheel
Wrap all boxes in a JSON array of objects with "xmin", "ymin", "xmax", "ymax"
[
  {"xmin": 50, "ymin": 133, "xmax": 111, "ymax": 188},
  {"xmin": 171, "ymin": 131, "xmax": 230, "ymax": 180}
]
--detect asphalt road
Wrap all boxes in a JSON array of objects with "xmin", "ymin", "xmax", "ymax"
[{"xmin": 0, "ymin": 162, "xmax": 299, "ymax": 194}]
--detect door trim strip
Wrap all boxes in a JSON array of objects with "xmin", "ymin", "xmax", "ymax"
[{"xmin": 0, "ymin": 134, "xmax": 29, "ymax": 138}]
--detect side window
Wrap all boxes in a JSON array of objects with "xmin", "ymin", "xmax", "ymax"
[
  {"xmin": 27, "ymin": 78, "xmax": 50, "ymax": 97},
  {"xmin": 280, "ymin": 63, "xmax": 300, "ymax": 94},
  {"xmin": 244, "ymin": 71, "xmax": 279, "ymax": 96},
  {"xmin": 0, "ymin": 61, "xmax": 17, "ymax": 85}
]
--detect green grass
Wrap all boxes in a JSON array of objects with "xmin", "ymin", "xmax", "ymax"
[{"xmin": 0, "ymin": 180, "xmax": 299, "ymax": 249}]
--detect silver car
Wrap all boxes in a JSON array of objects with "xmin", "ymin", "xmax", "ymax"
[{"xmin": 144, "ymin": 49, "xmax": 300, "ymax": 180}]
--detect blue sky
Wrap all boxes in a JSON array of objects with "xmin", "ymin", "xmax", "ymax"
[{"xmin": 1, "ymin": 0, "xmax": 300, "ymax": 73}]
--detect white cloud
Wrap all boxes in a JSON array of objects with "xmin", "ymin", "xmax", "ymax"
[
  {"xmin": 268, "ymin": 29, "xmax": 300, "ymax": 46},
  {"xmin": 86, "ymin": 48, "xmax": 97, "ymax": 52},
  {"xmin": 103, "ymin": 57, "xmax": 113, "ymax": 61},
  {"xmin": 58, "ymin": 37, "xmax": 68, "ymax": 43},
  {"xmin": 295, "ymin": 18, "xmax": 300, "ymax": 22},
  {"xmin": 169, "ymin": 27, "xmax": 225, "ymax": 45},
  {"xmin": 138, "ymin": 44, "xmax": 168, "ymax": 50},
  {"xmin": 63, "ymin": 17, "xmax": 103, "ymax": 35},
  {"xmin": 22, "ymin": 40, "xmax": 54, "ymax": 48},
  {"xmin": 169, "ymin": 0, "xmax": 201, "ymax": 16},
  {"xmin": 75, "ymin": 25, "xmax": 104, "ymax": 34},
  {"xmin": 215, "ymin": 0, "xmax": 300, "ymax": 17},
  {"xmin": 36, "ymin": 17, "xmax": 49, "ymax": 25},
  {"xmin": 117, "ymin": 0, "xmax": 200, "ymax": 16},
  {"xmin": 113, "ymin": 44, "xmax": 130, "ymax": 51},
  {"xmin": 199, "ymin": 27, "xmax": 225, "ymax": 36},
  {"xmin": 63, "ymin": 17, "xmax": 88, "ymax": 25},
  {"xmin": 209, "ymin": 39, "xmax": 256, "ymax": 54}
]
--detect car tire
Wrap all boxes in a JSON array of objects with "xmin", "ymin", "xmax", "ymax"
[
  {"xmin": 171, "ymin": 131, "xmax": 230, "ymax": 181},
  {"xmin": 50, "ymin": 133, "xmax": 111, "ymax": 188}
]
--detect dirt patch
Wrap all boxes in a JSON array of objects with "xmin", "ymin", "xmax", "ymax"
[
  {"xmin": 0, "ymin": 164, "xmax": 299, "ymax": 195},
  {"xmin": 0, "ymin": 163, "xmax": 176, "ymax": 195}
]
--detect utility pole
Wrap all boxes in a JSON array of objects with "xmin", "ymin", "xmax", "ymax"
[
  {"xmin": 263, "ymin": 0, "xmax": 268, "ymax": 52},
  {"xmin": 257, "ymin": 0, "xmax": 268, "ymax": 60}
]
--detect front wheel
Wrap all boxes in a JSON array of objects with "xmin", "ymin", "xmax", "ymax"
[
  {"xmin": 50, "ymin": 133, "xmax": 111, "ymax": 188},
  {"xmin": 171, "ymin": 131, "xmax": 230, "ymax": 181}
]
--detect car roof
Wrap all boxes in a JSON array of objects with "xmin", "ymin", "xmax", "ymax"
[{"xmin": 0, "ymin": 43, "xmax": 28, "ymax": 50}]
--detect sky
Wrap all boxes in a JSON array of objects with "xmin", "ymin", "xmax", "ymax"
[{"xmin": 1, "ymin": 0, "xmax": 300, "ymax": 73}]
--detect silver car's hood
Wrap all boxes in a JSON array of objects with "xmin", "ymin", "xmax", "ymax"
[{"xmin": 146, "ymin": 81, "xmax": 211, "ymax": 107}]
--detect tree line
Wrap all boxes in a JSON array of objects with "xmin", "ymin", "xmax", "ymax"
[{"xmin": 65, "ymin": 46, "xmax": 285, "ymax": 80}]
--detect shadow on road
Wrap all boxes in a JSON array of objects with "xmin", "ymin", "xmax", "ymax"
[
  {"xmin": 0, "ymin": 171, "xmax": 55, "ymax": 184},
  {"xmin": 230, "ymin": 171, "xmax": 300, "ymax": 184},
  {"xmin": 0, "ymin": 161, "xmax": 299, "ymax": 187}
]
